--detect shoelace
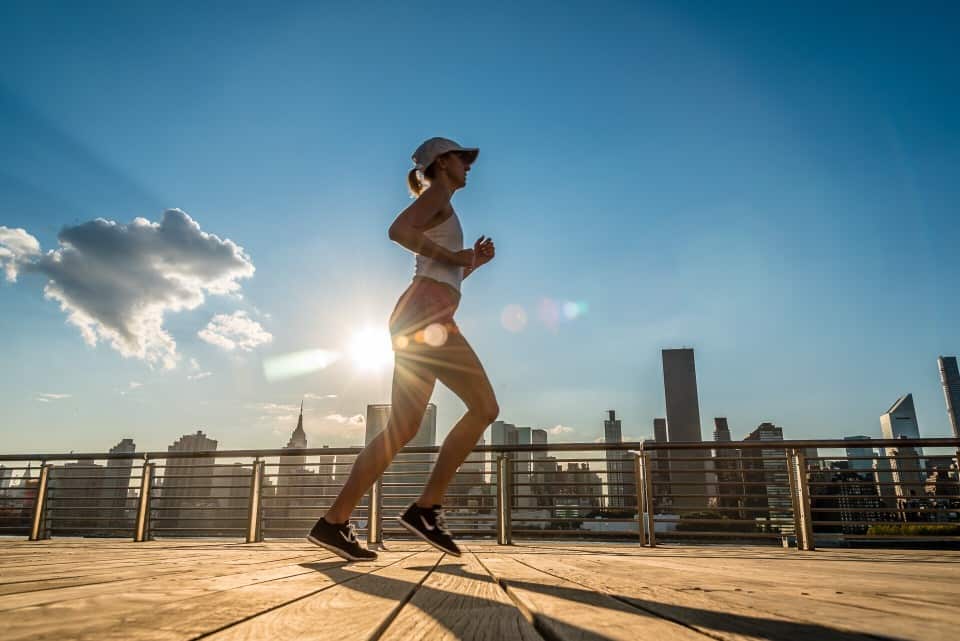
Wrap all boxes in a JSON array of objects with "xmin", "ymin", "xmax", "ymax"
[
  {"xmin": 432, "ymin": 508, "xmax": 452, "ymax": 536},
  {"xmin": 343, "ymin": 522, "xmax": 358, "ymax": 543}
]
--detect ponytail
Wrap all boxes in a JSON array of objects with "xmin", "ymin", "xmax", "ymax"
[{"xmin": 407, "ymin": 168, "xmax": 424, "ymax": 198}]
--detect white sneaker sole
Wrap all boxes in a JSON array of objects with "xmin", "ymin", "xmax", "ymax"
[
  {"xmin": 306, "ymin": 535, "xmax": 376, "ymax": 562},
  {"xmin": 396, "ymin": 517, "xmax": 462, "ymax": 557}
]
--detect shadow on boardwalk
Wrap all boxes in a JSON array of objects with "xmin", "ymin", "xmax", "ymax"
[{"xmin": 304, "ymin": 557, "xmax": 905, "ymax": 641}]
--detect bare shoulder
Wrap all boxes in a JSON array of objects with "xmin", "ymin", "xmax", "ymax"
[{"xmin": 393, "ymin": 184, "xmax": 452, "ymax": 231}]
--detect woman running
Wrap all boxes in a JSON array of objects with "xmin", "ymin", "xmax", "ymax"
[{"xmin": 307, "ymin": 137, "xmax": 498, "ymax": 560}]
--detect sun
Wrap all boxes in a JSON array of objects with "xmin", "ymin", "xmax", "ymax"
[{"xmin": 347, "ymin": 326, "xmax": 394, "ymax": 372}]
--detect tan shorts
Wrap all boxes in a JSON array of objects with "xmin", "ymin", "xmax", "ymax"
[{"xmin": 389, "ymin": 277, "xmax": 461, "ymax": 354}]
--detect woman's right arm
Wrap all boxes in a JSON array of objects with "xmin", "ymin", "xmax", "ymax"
[{"xmin": 388, "ymin": 185, "xmax": 473, "ymax": 267}]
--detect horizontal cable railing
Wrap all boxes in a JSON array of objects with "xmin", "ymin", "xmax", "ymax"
[{"xmin": 0, "ymin": 438, "xmax": 957, "ymax": 548}]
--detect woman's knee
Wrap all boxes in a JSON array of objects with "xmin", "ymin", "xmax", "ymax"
[{"xmin": 470, "ymin": 397, "xmax": 500, "ymax": 425}]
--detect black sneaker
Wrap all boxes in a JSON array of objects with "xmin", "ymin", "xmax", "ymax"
[
  {"xmin": 306, "ymin": 518, "xmax": 378, "ymax": 562},
  {"xmin": 397, "ymin": 503, "xmax": 462, "ymax": 557}
]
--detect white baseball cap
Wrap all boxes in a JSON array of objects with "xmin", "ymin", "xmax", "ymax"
[{"xmin": 412, "ymin": 137, "xmax": 479, "ymax": 173}]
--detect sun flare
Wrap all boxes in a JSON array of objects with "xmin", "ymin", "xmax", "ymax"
[{"xmin": 348, "ymin": 327, "xmax": 394, "ymax": 372}]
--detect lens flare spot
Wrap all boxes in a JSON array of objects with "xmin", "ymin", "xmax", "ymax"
[
  {"xmin": 500, "ymin": 304, "xmax": 528, "ymax": 332},
  {"xmin": 423, "ymin": 323, "xmax": 449, "ymax": 347},
  {"xmin": 538, "ymin": 298, "xmax": 560, "ymax": 330},
  {"xmin": 561, "ymin": 300, "xmax": 589, "ymax": 320},
  {"xmin": 393, "ymin": 335, "xmax": 410, "ymax": 350},
  {"xmin": 414, "ymin": 330, "xmax": 426, "ymax": 343},
  {"xmin": 263, "ymin": 349, "xmax": 341, "ymax": 382}
]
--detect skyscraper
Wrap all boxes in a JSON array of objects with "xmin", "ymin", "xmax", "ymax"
[
  {"xmin": 103, "ymin": 438, "xmax": 136, "ymax": 530},
  {"xmin": 879, "ymin": 394, "xmax": 924, "ymax": 509},
  {"xmin": 938, "ymin": 356, "xmax": 960, "ymax": 438},
  {"xmin": 269, "ymin": 403, "xmax": 328, "ymax": 535},
  {"xmin": 513, "ymin": 426, "xmax": 535, "ymax": 509},
  {"xmin": 742, "ymin": 422, "xmax": 791, "ymax": 530},
  {"xmin": 158, "ymin": 430, "xmax": 218, "ymax": 533},
  {"xmin": 880, "ymin": 394, "xmax": 921, "ymax": 441},
  {"xmin": 843, "ymin": 435, "xmax": 876, "ymax": 472},
  {"xmin": 603, "ymin": 410, "xmax": 635, "ymax": 509},
  {"xmin": 662, "ymin": 348, "xmax": 706, "ymax": 508},
  {"xmin": 491, "ymin": 421, "xmax": 519, "ymax": 449},
  {"xmin": 366, "ymin": 403, "xmax": 437, "ymax": 511},
  {"xmin": 651, "ymin": 417, "xmax": 671, "ymax": 509},
  {"xmin": 0, "ymin": 465, "xmax": 13, "ymax": 497},
  {"xmin": 712, "ymin": 418, "xmax": 743, "ymax": 516}
]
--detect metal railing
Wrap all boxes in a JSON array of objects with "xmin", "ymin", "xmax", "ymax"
[{"xmin": 1, "ymin": 438, "xmax": 957, "ymax": 549}]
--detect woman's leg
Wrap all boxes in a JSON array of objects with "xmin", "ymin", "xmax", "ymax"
[
  {"xmin": 324, "ymin": 356, "xmax": 436, "ymax": 523},
  {"xmin": 415, "ymin": 332, "xmax": 499, "ymax": 507}
]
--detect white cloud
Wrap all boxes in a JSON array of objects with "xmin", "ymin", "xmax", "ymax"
[
  {"xmin": 188, "ymin": 358, "xmax": 201, "ymax": 371},
  {"xmin": 187, "ymin": 371, "xmax": 212, "ymax": 381},
  {"xmin": 250, "ymin": 402, "xmax": 301, "ymax": 413},
  {"xmin": 198, "ymin": 310, "xmax": 272, "ymax": 352},
  {"xmin": 0, "ymin": 226, "xmax": 41, "ymax": 282},
  {"xmin": 548, "ymin": 424, "xmax": 575, "ymax": 436},
  {"xmin": 120, "ymin": 381, "xmax": 144, "ymax": 396},
  {"xmin": 34, "ymin": 393, "xmax": 71, "ymax": 402},
  {"xmin": 324, "ymin": 413, "xmax": 365, "ymax": 425},
  {"xmin": 304, "ymin": 393, "xmax": 337, "ymax": 400},
  {"xmin": 14, "ymin": 210, "xmax": 255, "ymax": 369}
]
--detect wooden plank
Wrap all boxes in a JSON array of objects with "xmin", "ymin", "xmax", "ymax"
[
  {"xmin": 379, "ymin": 551, "xmax": 542, "ymax": 641},
  {"xmin": 0, "ymin": 551, "xmax": 332, "ymax": 611},
  {"xmin": 203, "ymin": 550, "xmax": 443, "ymax": 641},
  {"xmin": 515, "ymin": 552, "xmax": 953, "ymax": 641},
  {"xmin": 4, "ymin": 550, "xmax": 423, "ymax": 641},
  {"xmin": 513, "ymin": 544, "xmax": 960, "ymax": 607},
  {"xmin": 0, "ymin": 548, "xmax": 328, "ymax": 596},
  {"xmin": 474, "ymin": 553, "xmax": 712, "ymax": 641}
]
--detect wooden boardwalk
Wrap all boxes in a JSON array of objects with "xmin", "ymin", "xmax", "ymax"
[{"xmin": 0, "ymin": 538, "xmax": 956, "ymax": 641}]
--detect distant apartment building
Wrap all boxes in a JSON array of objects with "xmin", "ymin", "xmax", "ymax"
[
  {"xmin": 810, "ymin": 468, "xmax": 887, "ymax": 534},
  {"xmin": 550, "ymin": 462, "xmax": 603, "ymax": 521}
]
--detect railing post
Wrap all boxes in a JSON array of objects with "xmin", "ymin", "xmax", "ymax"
[
  {"xmin": 134, "ymin": 460, "xmax": 154, "ymax": 542},
  {"xmin": 642, "ymin": 451, "xmax": 656, "ymax": 548},
  {"xmin": 29, "ymin": 463, "xmax": 52, "ymax": 541},
  {"xmin": 634, "ymin": 453, "xmax": 647, "ymax": 546},
  {"xmin": 245, "ymin": 459, "xmax": 264, "ymax": 543},
  {"xmin": 786, "ymin": 449, "xmax": 802, "ymax": 549},
  {"xmin": 367, "ymin": 478, "xmax": 384, "ymax": 549},
  {"xmin": 791, "ymin": 449, "xmax": 815, "ymax": 551},
  {"xmin": 496, "ymin": 455, "xmax": 512, "ymax": 545}
]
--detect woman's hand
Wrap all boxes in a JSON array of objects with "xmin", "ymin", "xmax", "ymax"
[{"xmin": 473, "ymin": 235, "xmax": 495, "ymax": 267}]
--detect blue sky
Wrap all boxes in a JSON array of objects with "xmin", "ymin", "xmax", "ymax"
[{"xmin": 1, "ymin": 1, "xmax": 957, "ymax": 454}]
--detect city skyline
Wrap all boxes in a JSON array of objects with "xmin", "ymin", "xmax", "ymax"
[
  {"xmin": 2, "ymin": 4, "xmax": 958, "ymax": 453},
  {"xmin": 3, "ymin": 351, "xmax": 958, "ymax": 456}
]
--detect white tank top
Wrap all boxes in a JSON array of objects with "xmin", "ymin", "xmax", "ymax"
[{"xmin": 414, "ymin": 210, "xmax": 464, "ymax": 291}]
